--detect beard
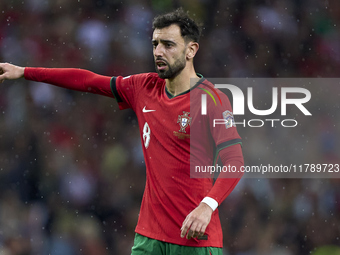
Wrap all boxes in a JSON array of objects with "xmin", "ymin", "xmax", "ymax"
[{"xmin": 155, "ymin": 54, "xmax": 186, "ymax": 79}]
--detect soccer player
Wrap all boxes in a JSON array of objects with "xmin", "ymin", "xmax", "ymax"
[{"xmin": 0, "ymin": 8, "xmax": 244, "ymax": 255}]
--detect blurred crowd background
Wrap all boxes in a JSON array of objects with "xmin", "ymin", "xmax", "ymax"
[{"xmin": 0, "ymin": 0, "xmax": 340, "ymax": 254}]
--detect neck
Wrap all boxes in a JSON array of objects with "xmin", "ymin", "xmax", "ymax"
[{"xmin": 165, "ymin": 65, "xmax": 198, "ymax": 96}]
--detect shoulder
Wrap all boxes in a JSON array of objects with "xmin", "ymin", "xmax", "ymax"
[
  {"xmin": 124, "ymin": 72, "xmax": 160, "ymax": 81},
  {"xmin": 195, "ymin": 78, "xmax": 230, "ymax": 102},
  {"xmin": 143, "ymin": 72, "xmax": 164, "ymax": 85},
  {"xmin": 193, "ymin": 78, "xmax": 233, "ymax": 114},
  {"xmin": 201, "ymin": 79, "xmax": 226, "ymax": 96},
  {"xmin": 120, "ymin": 72, "xmax": 163, "ymax": 86}
]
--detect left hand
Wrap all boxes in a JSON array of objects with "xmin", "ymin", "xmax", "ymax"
[
  {"xmin": 180, "ymin": 202, "xmax": 213, "ymax": 239},
  {"xmin": 0, "ymin": 63, "xmax": 25, "ymax": 83}
]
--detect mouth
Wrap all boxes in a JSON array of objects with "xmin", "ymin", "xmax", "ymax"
[{"xmin": 156, "ymin": 60, "xmax": 168, "ymax": 71}]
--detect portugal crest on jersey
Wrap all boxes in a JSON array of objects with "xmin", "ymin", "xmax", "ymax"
[{"xmin": 177, "ymin": 111, "xmax": 191, "ymax": 133}]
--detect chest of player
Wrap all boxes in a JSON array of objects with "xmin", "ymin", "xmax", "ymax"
[{"xmin": 136, "ymin": 92, "xmax": 194, "ymax": 150}]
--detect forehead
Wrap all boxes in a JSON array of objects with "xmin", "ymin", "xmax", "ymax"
[{"xmin": 152, "ymin": 24, "xmax": 184, "ymax": 42}]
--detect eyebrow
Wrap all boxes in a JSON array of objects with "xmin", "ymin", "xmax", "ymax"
[{"xmin": 152, "ymin": 39, "xmax": 176, "ymax": 45}]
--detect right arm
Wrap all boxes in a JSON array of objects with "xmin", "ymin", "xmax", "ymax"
[{"xmin": 0, "ymin": 63, "xmax": 113, "ymax": 98}]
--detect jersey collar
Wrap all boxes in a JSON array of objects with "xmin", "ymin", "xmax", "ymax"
[{"xmin": 165, "ymin": 73, "xmax": 205, "ymax": 99}]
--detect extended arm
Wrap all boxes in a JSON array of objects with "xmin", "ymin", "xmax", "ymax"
[{"xmin": 0, "ymin": 63, "xmax": 113, "ymax": 98}]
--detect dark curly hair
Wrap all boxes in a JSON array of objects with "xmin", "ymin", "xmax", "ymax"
[{"xmin": 152, "ymin": 8, "xmax": 201, "ymax": 43}]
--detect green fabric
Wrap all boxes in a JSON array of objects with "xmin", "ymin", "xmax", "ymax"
[
  {"xmin": 131, "ymin": 233, "xmax": 222, "ymax": 255},
  {"xmin": 312, "ymin": 245, "xmax": 340, "ymax": 255}
]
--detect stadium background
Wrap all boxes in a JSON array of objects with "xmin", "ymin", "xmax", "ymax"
[{"xmin": 0, "ymin": 0, "xmax": 339, "ymax": 254}]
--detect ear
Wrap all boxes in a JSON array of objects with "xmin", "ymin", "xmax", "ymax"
[{"xmin": 186, "ymin": 42, "xmax": 199, "ymax": 60}]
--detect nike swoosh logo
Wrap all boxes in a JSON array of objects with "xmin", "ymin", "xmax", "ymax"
[{"xmin": 142, "ymin": 106, "xmax": 156, "ymax": 113}]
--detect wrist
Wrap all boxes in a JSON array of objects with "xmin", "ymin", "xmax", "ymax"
[
  {"xmin": 201, "ymin": 197, "xmax": 218, "ymax": 211},
  {"xmin": 21, "ymin": 67, "xmax": 26, "ymax": 78}
]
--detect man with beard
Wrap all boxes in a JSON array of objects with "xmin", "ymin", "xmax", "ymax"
[{"xmin": 0, "ymin": 8, "xmax": 243, "ymax": 255}]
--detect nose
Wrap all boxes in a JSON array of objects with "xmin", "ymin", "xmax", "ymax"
[{"xmin": 154, "ymin": 44, "xmax": 163, "ymax": 57}]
